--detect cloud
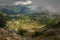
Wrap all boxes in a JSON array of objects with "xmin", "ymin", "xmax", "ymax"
[
  {"xmin": 31, "ymin": 0, "xmax": 60, "ymax": 12},
  {"xmin": 0, "ymin": 0, "xmax": 60, "ymax": 12},
  {"xmin": 14, "ymin": 0, "xmax": 32, "ymax": 5}
]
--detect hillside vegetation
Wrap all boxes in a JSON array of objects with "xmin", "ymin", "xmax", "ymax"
[{"xmin": 0, "ymin": 11, "xmax": 60, "ymax": 40}]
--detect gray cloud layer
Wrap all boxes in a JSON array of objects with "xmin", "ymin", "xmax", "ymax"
[
  {"xmin": 31, "ymin": 0, "xmax": 60, "ymax": 12},
  {"xmin": 0, "ymin": 0, "xmax": 60, "ymax": 12}
]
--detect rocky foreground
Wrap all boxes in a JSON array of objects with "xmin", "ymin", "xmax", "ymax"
[{"xmin": 0, "ymin": 27, "xmax": 60, "ymax": 40}]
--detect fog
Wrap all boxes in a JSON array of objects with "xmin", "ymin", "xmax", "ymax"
[{"xmin": 0, "ymin": 0, "xmax": 60, "ymax": 12}]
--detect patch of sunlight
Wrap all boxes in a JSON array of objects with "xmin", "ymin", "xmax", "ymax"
[
  {"xmin": 21, "ymin": 21, "xmax": 44, "ymax": 30},
  {"xmin": 6, "ymin": 20, "xmax": 45, "ymax": 32}
]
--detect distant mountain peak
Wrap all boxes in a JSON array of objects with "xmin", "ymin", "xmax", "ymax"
[{"xmin": 1, "ymin": 5, "xmax": 31, "ymax": 14}]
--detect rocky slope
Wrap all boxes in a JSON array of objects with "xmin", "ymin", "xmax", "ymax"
[
  {"xmin": 0, "ymin": 28, "xmax": 22, "ymax": 40},
  {"xmin": 0, "ymin": 13, "xmax": 60, "ymax": 40},
  {"xmin": 0, "ymin": 22, "xmax": 60, "ymax": 40}
]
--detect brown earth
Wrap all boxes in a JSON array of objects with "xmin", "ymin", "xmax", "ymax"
[{"xmin": 0, "ymin": 28, "xmax": 60, "ymax": 40}]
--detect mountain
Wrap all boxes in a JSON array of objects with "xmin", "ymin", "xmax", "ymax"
[
  {"xmin": 1, "ymin": 5, "xmax": 31, "ymax": 14},
  {"xmin": 0, "ymin": 18, "xmax": 60, "ymax": 40}
]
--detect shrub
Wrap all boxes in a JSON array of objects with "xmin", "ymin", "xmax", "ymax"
[
  {"xmin": 18, "ymin": 29, "xmax": 27, "ymax": 36},
  {"xmin": 0, "ymin": 14, "xmax": 7, "ymax": 28}
]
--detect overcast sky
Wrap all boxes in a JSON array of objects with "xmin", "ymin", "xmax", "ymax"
[{"xmin": 0, "ymin": 0, "xmax": 60, "ymax": 12}]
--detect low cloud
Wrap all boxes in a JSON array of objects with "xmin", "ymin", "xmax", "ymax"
[
  {"xmin": 31, "ymin": 0, "xmax": 60, "ymax": 12},
  {"xmin": 0, "ymin": 0, "xmax": 60, "ymax": 12}
]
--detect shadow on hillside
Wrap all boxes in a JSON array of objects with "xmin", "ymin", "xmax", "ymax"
[{"xmin": 0, "ymin": 14, "xmax": 7, "ymax": 28}]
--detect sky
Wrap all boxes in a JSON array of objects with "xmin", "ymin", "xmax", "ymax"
[{"xmin": 0, "ymin": 0, "xmax": 60, "ymax": 12}]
